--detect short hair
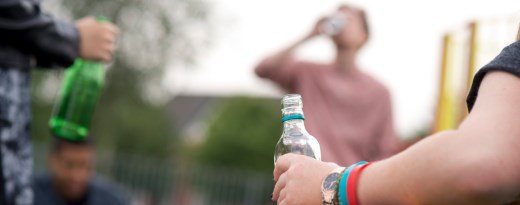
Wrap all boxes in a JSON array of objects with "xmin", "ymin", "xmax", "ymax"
[
  {"xmin": 51, "ymin": 137, "xmax": 93, "ymax": 155},
  {"xmin": 338, "ymin": 4, "xmax": 370, "ymax": 40}
]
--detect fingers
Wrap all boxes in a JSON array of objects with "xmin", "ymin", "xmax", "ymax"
[
  {"xmin": 276, "ymin": 189, "xmax": 287, "ymax": 205},
  {"xmin": 272, "ymin": 172, "xmax": 287, "ymax": 201},
  {"xmin": 272, "ymin": 154, "xmax": 325, "ymax": 205},
  {"xmin": 102, "ymin": 32, "xmax": 116, "ymax": 44},
  {"xmin": 100, "ymin": 22, "xmax": 118, "ymax": 46},
  {"xmin": 278, "ymin": 190, "xmax": 296, "ymax": 205},
  {"xmin": 95, "ymin": 40, "xmax": 115, "ymax": 62},
  {"xmin": 99, "ymin": 50, "xmax": 112, "ymax": 62},
  {"xmin": 277, "ymin": 188, "xmax": 287, "ymax": 203},
  {"xmin": 274, "ymin": 153, "xmax": 298, "ymax": 181},
  {"xmin": 101, "ymin": 35, "xmax": 116, "ymax": 61},
  {"xmin": 76, "ymin": 16, "xmax": 120, "ymax": 61},
  {"xmin": 103, "ymin": 23, "xmax": 119, "ymax": 36},
  {"xmin": 105, "ymin": 43, "xmax": 116, "ymax": 54},
  {"xmin": 99, "ymin": 22, "xmax": 119, "ymax": 62}
]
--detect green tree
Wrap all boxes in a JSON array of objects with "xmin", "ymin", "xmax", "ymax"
[
  {"xmin": 195, "ymin": 97, "xmax": 282, "ymax": 174},
  {"xmin": 187, "ymin": 96, "xmax": 281, "ymax": 204}
]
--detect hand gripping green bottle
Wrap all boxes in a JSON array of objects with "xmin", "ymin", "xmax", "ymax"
[{"xmin": 49, "ymin": 16, "xmax": 108, "ymax": 141}]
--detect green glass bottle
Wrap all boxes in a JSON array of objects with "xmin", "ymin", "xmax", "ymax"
[{"xmin": 49, "ymin": 17, "xmax": 107, "ymax": 141}]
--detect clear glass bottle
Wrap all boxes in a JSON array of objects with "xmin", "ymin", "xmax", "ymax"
[
  {"xmin": 274, "ymin": 94, "xmax": 321, "ymax": 164},
  {"xmin": 320, "ymin": 12, "xmax": 348, "ymax": 36}
]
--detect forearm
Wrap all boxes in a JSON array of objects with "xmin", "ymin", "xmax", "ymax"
[
  {"xmin": 28, "ymin": 19, "xmax": 79, "ymax": 68},
  {"xmin": 358, "ymin": 129, "xmax": 513, "ymax": 205},
  {"xmin": 256, "ymin": 35, "xmax": 311, "ymax": 75},
  {"xmin": 270, "ymin": 35, "xmax": 311, "ymax": 64},
  {"xmin": 0, "ymin": 0, "xmax": 79, "ymax": 68}
]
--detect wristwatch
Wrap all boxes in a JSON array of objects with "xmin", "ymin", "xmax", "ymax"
[{"xmin": 321, "ymin": 167, "xmax": 345, "ymax": 205}]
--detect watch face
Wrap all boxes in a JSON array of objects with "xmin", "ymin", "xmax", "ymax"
[
  {"xmin": 322, "ymin": 172, "xmax": 340, "ymax": 204},
  {"xmin": 324, "ymin": 173, "xmax": 340, "ymax": 190}
]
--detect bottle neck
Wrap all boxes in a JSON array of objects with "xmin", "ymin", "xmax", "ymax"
[
  {"xmin": 282, "ymin": 106, "xmax": 304, "ymax": 117},
  {"xmin": 281, "ymin": 103, "xmax": 307, "ymax": 134},
  {"xmin": 282, "ymin": 118, "xmax": 308, "ymax": 135}
]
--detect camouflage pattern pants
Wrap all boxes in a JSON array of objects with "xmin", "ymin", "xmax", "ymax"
[{"xmin": 0, "ymin": 67, "xmax": 33, "ymax": 205}]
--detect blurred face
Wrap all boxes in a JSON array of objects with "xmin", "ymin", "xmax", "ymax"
[
  {"xmin": 331, "ymin": 7, "xmax": 368, "ymax": 49},
  {"xmin": 49, "ymin": 145, "xmax": 94, "ymax": 201}
]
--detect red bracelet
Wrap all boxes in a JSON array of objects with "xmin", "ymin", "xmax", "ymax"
[{"xmin": 346, "ymin": 162, "xmax": 372, "ymax": 205}]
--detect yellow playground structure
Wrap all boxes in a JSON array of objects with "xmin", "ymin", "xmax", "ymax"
[{"xmin": 433, "ymin": 13, "xmax": 520, "ymax": 132}]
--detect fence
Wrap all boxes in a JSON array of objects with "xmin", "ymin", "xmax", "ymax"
[{"xmin": 33, "ymin": 143, "xmax": 274, "ymax": 205}]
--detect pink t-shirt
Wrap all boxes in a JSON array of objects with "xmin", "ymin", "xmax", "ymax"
[{"xmin": 256, "ymin": 59, "xmax": 398, "ymax": 165}]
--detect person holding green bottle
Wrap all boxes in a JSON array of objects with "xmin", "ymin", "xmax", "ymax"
[
  {"xmin": 49, "ymin": 16, "xmax": 111, "ymax": 142},
  {"xmin": 0, "ymin": 1, "xmax": 118, "ymax": 204}
]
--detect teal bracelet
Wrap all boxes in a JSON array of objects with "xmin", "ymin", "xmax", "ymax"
[{"xmin": 338, "ymin": 161, "xmax": 367, "ymax": 205}]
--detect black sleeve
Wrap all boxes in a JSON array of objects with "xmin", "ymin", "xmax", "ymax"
[
  {"xmin": 0, "ymin": 0, "xmax": 79, "ymax": 68},
  {"xmin": 466, "ymin": 40, "xmax": 520, "ymax": 111}
]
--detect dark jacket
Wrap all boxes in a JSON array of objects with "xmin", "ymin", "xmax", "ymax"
[
  {"xmin": 33, "ymin": 172, "xmax": 129, "ymax": 205},
  {"xmin": 0, "ymin": 0, "xmax": 79, "ymax": 70}
]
